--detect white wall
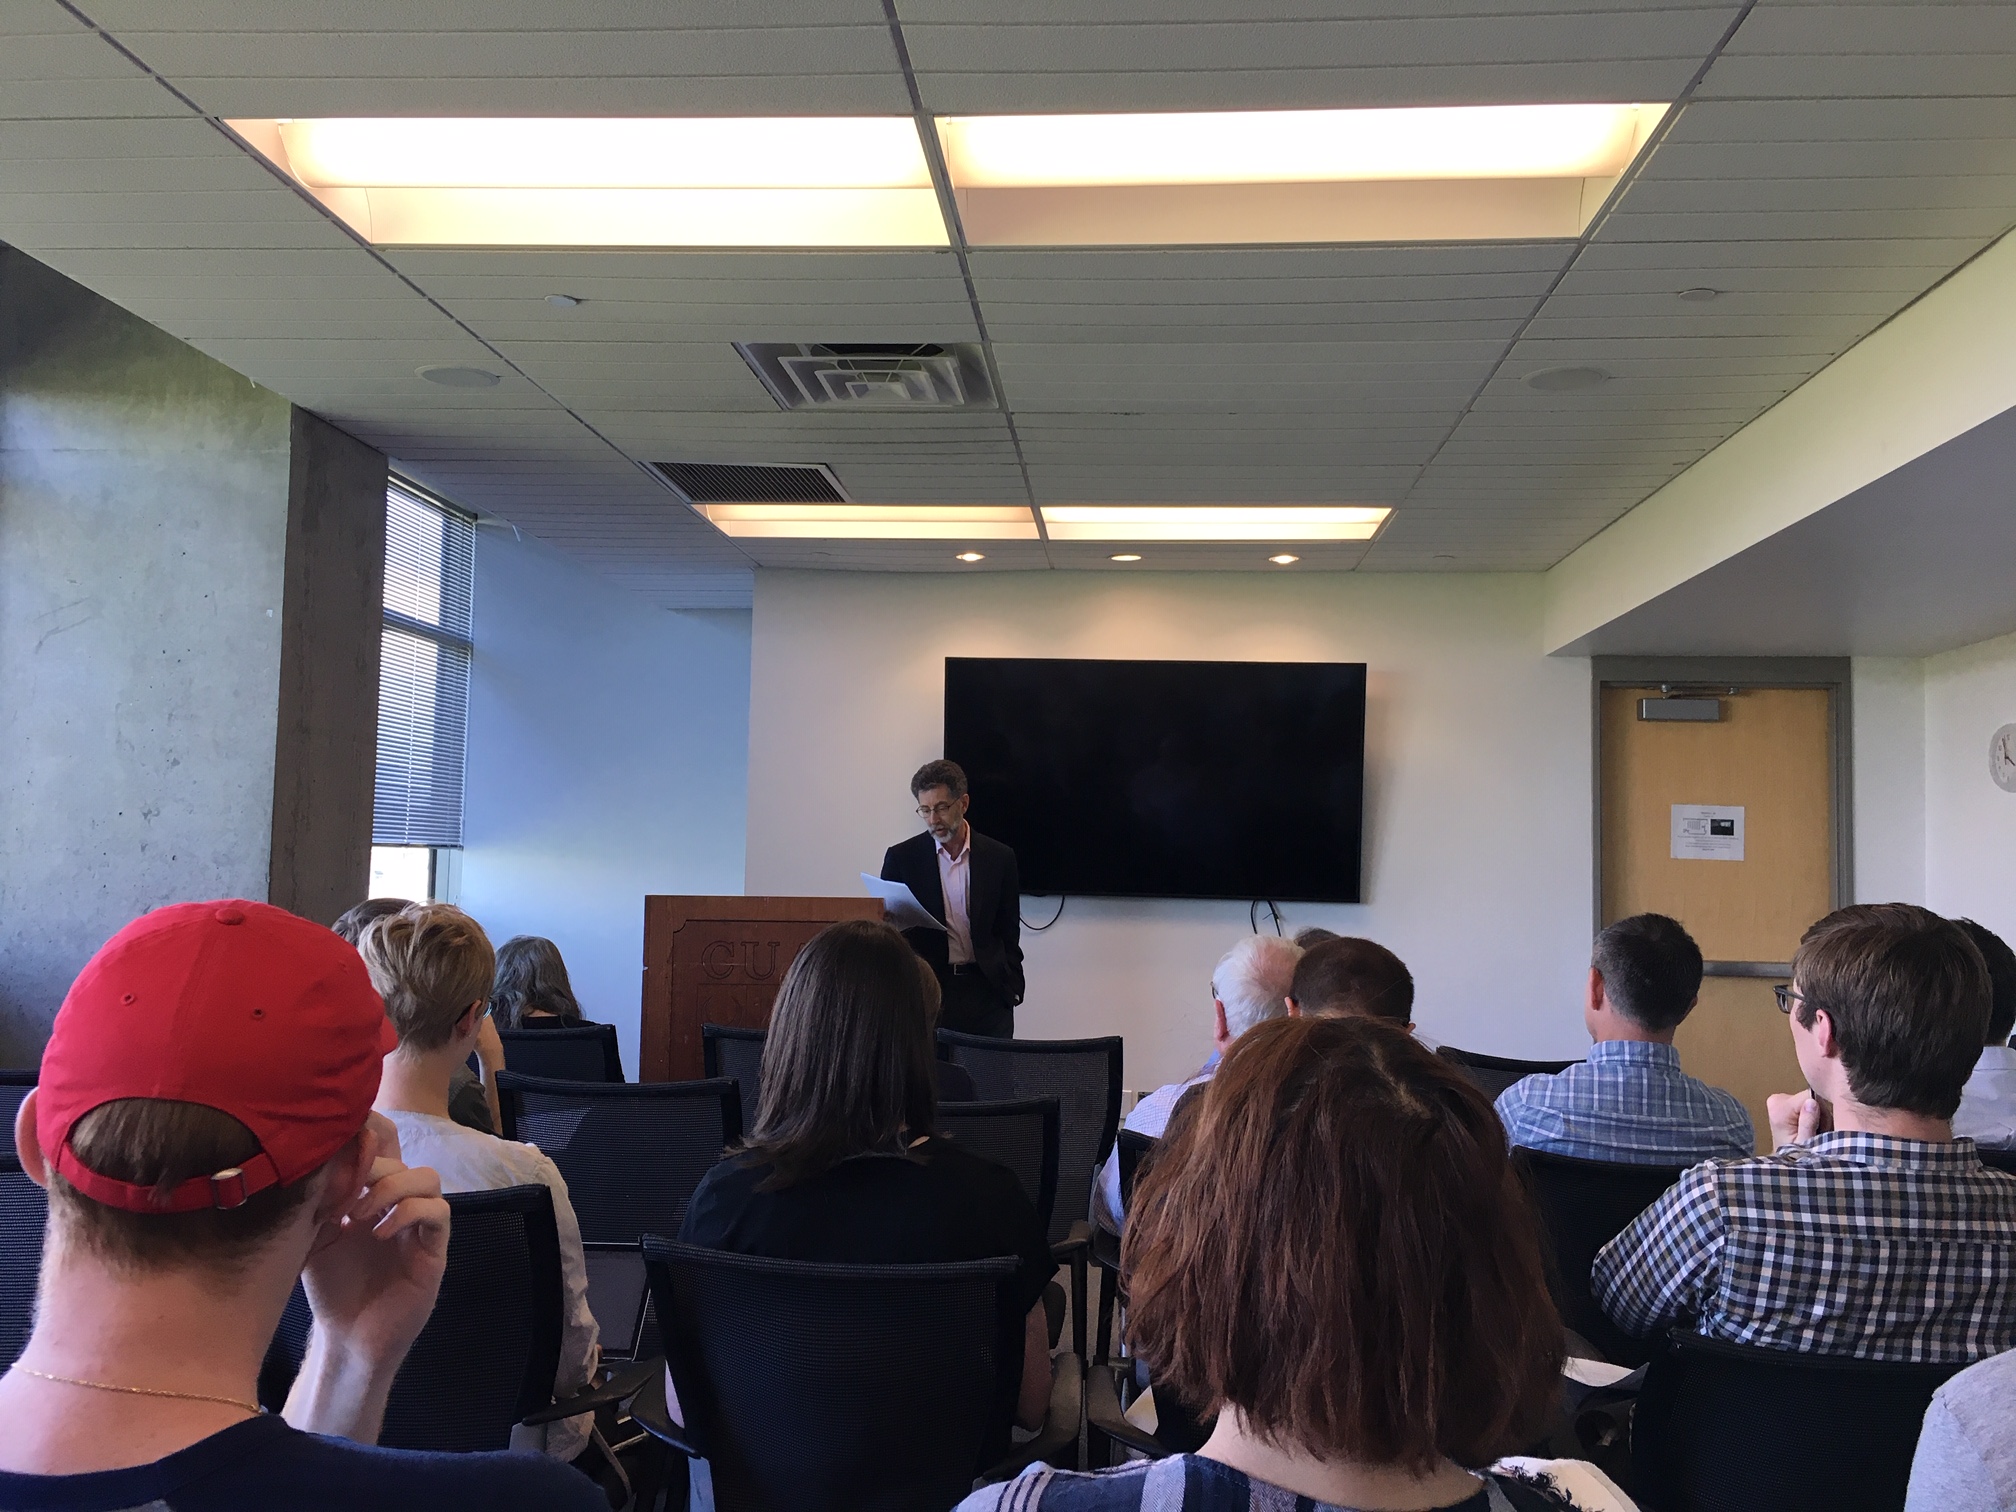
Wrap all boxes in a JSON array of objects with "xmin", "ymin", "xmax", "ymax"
[
  {"xmin": 1850, "ymin": 657, "xmax": 1927, "ymax": 906},
  {"xmin": 1544, "ymin": 229, "xmax": 2016, "ymax": 653},
  {"xmin": 459, "ymin": 527, "xmax": 750, "ymax": 1077},
  {"xmin": 747, "ymin": 569, "xmax": 1595, "ymax": 1092},
  {"xmin": 1924, "ymin": 628, "xmax": 2016, "ymax": 943}
]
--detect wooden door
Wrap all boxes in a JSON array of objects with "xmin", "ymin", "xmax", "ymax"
[{"xmin": 1600, "ymin": 686, "xmax": 1835, "ymax": 1149}]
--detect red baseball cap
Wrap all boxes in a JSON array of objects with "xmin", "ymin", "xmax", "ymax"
[{"xmin": 37, "ymin": 900, "xmax": 399, "ymax": 1213}]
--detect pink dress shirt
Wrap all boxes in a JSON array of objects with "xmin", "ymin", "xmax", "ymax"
[{"xmin": 936, "ymin": 828, "xmax": 976, "ymax": 965}]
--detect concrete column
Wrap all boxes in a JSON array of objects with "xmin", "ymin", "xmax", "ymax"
[
  {"xmin": 0, "ymin": 246, "xmax": 385, "ymax": 1061},
  {"xmin": 271, "ymin": 410, "xmax": 387, "ymax": 926}
]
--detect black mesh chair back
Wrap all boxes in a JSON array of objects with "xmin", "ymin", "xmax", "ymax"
[
  {"xmin": 939, "ymin": 1031, "xmax": 1123, "ymax": 1245},
  {"xmin": 1977, "ymin": 1144, "xmax": 2016, "ymax": 1176},
  {"xmin": 1116, "ymin": 1128, "xmax": 1158, "ymax": 1211},
  {"xmin": 1513, "ymin": 1147, "xmax": 1686, "ymax": 1367},
  {"xmin": 263, "ymin": 1185, "xmax": 562, "ymax": 1451},
  {"xmin": 1633, "ymin": 1331, "xmax": 1966, "ymax": 1512},
  {"xmin": 497, "ymin": 1023, "xmax": 623, "ymax": 1082},
  {"xmin": 1091, "ymin": 1129, "xmax": 1161, "ymax": 1363},
  {"xmin": 497, "ymin": 1072, "xmax": 741, "ymax": 1244},
  {"xmin": 0, "ymin": 1154, "xmax": 47, "ymax": 1372},
  {"xmin": 935, "ymin": 1097, "xmax": 1061, "ymax": 1235},
  {"xmin": 702, "ymin": 1024, "xmax": 767, "ymax": 1126},
  {"xmin": 642, "ymin": 1237, "xmax": 1019, "ymax": 1512},
  {"xmin": 1437, "ymin": 1045, "xmax": 1580, "ymax": 1103},
  {"xmin": 583, "ymin": 1240, "xmax": 651, "ymax": 1361},
  {"xmin": 0, "ymin": 1071, "xmax": 35, "ymax": 1137}
]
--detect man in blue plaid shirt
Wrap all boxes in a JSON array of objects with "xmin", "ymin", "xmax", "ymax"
[
  {"xmin": 1595, "ymin": 904, "xmax": 2016, "ymax": 1363},
  {"xmin": 1495, "ymin": 914, "xmax": 1754, "ymax": 1165}
]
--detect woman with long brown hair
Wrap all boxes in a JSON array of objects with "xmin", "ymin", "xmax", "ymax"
[
  {"xmin": 678, "ymin": 918, "xmax": 1054, "ymax": 1455},
  {"xmin": 961, "ymin": 1013, "xmax": 1620, "ymax": 1512},
  {"xmin": 489, "ymin": 935, "xmax": 590, "ymax": 1029}
]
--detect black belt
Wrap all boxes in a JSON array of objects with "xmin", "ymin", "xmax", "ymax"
[{"xmin": 948, "ymin": 963, "xmax": 983, "ymax": 976}]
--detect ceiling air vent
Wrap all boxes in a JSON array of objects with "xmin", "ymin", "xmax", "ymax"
[
  {"xmin": 734, "ymin": 342, "xmax": 995, "ymax": 411},
  {"xmin": 649, "ymin": 461, "xmax": 848, "ymax": 504}
]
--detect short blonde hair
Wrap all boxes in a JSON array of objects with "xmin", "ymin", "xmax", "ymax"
[{"xmin": 360, "ymin": 904, "xmax": 495, "ymax": 1051}]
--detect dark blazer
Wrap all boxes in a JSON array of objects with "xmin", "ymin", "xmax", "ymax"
[{"xmin": 880, "ymin": 827, "xmax": 1025, "ymax": 1007}]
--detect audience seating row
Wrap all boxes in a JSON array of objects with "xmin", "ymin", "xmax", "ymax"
[
  {"xmin": 496, "ymin": 1022, "xmax": 625, "ymax": 1084},
  {"xmin": 4, "ymin": 992, "xmax": 2009, "ymax": 1508}
]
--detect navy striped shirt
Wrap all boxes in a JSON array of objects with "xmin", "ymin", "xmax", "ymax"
[
  {"xmin": 1494, "ymin": 1041, "xmax": 1753, "ymax": 1166},
  {"xmin": 958, "ymin": 1456, "xmax": 1585, "ymax": 1512}
]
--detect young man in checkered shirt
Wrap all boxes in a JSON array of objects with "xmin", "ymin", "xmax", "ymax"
[{"xmin": 1594, "ymin": 903, "xmax": 2016, "ymax": 1363}]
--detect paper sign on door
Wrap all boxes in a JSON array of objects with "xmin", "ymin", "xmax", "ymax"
[{"xmin": 1671, "ymin": 804, "xmax": 1744, "ymax": 861}]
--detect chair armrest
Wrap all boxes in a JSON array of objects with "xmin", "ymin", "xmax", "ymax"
[
  {"xmin": 623, "ymin": 1365, "xmax": 701, "ymax": 1459},
  {"xmin": 977, "ymin": 1352, "xmax": 1084, "ymax": 1485},
  {"xmin": 1050, "ymin": 1220, "xmax": 1092, "ymax": 1264},
  {"xmin": 1089, "ymin": 1225, "xmax": 1120, "ymax": 1274},
  {"xmin": 520, "ymin": 1357, "xmax": 661, "ymax": 1426},
  {"xmin": 1086, "ymin": 1361, "xmax": 1166, "ymax": 1461}
]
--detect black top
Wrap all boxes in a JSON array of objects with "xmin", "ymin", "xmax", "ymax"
[
  {"xmin": 680, "ymin": 1136, "xmax": 1052, "ymax": 1319},
  {"xmin": 0, "ymin": 1414, "xmax": 602, "ymax": 1512},
  {"xmin": 880, "ymin": 828, "xmax": 1026, "ymax": 1005}
]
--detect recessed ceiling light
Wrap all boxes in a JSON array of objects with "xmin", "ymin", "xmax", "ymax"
[
  {"xmin": 227, "ymin": 106, "xmax": 1665, "ymax": 251},
  {"xmin": 941, "ymin": 104, "xmax": 1664, "ymax": 187},
  {"xmin": 1110, "ymin": 553, "xmax": 1143, "ymax": 562},
  {"xmin": 416, "ymin": 364, "xmax": 501, "ymax": 387},
  {"xmin": 1522, "ymin": 365, "xmax": 1611, "ymax": 392},
  {"xmin": 1677, "ymin": 287, "xmax": 1720, "ymax": 302},
  {"xmin": 955, "ymin": 551, "xmax": 986, "ymax": 562},
  {"xmin": 225, "ymin": 117, "xmax": 947, "ymax": 248},
  {"xmin": 545, "ymin": 293, "xmax": 582, "ymax": 308},
  {"xmin": 697, "ymin": 504, "xmax": 1037, "ymax": 539},
  {"xmin": 1045, "ymin": 506, "xmax": 1390, "ymax": 542},
  {"xmin": 939, "ymin": 103, "xmax": 1667, "ymax": 245},
  {"xmin": 1268, "ymin": 553, "xmax": 1300, "ymax": 565}
]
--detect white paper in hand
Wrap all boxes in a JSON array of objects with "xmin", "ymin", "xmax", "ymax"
[{"xmin": 860, "ymin": 873, "xmax": 947, "ymax": 933}]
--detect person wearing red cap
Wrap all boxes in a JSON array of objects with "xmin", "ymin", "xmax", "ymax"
[{"xmin": 0, "ymin": 900, "xmax": 602, "ymax": 1511}]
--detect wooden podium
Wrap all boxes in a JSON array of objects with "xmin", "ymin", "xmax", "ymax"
[{"xmin": 640, "ymin": 895, "xmax": 885, "ymax": 1082}]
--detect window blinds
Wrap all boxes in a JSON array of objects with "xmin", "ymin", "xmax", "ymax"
[{"xmin": 373, "ymin": 481, "xmax": 475, "ymax": 847}]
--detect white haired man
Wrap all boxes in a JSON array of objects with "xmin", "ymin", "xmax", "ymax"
[{"xmin": 1093, "ymin": 933, "xmax": 1302, "ymax": 1229}]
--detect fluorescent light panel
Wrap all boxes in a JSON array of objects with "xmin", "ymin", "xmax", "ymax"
[
  {"xmin": 227, "ymin": 104, "xmax": 1663, "ymax": 247},
  {"xmin": 1042, "ymin": 506, "xmax": 1391, "ymax": 542},
  {"xmin": 226, "ymin": 117, "xmax": 945, "ymax": 247},
  {"xmin": 941, "ymin": 103, "xmax": 1666, "ymax": 246},
  {"xmin": 939, "ymin": 105, "xmax": 1662, "ymax": 187},
  {"xmin": 277, "ymin": 118, "xmax": 932, "ymax": 189},
  {"xmin": 700, "ymin": 504, "xmax": 1037, "ymax": 540}
]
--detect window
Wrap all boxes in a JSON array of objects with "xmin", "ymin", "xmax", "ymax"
[{"xmin": 371, "ymin": 479, "xmax": 475, "ymax": 897}]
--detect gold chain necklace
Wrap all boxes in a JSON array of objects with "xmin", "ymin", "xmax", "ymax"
[{"xmin": 10, "ymin": 1365, "xmax": 262, "ymax": 1415}]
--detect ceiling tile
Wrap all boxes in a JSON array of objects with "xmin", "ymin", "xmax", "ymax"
[{"xmin": 5, "ymin": 0, "xmax": 2013, "ymax": 596}]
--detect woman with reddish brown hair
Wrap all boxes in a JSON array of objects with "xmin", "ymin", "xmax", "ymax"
[{"xmin": 961, "ymin": 1014, "xmax": 1628, "ymax": 1512}]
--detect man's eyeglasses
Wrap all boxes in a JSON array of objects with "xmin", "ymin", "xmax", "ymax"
[
  {"xmin": 916, "ymin": 801, "xmax": 962, "ymax": 819},
  {"xmin": 1773, "ymin": 984, "xmax": 1807, "ymax": 1015}
]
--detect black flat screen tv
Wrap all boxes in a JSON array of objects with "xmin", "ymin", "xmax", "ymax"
[{"xmin": 943, "ymin": 657, "xmax": 1366, "ymax": 903}]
